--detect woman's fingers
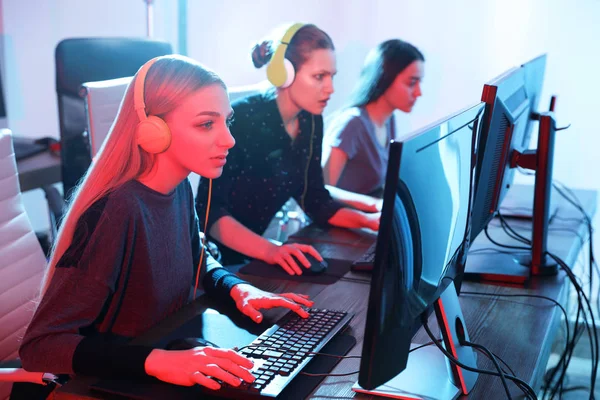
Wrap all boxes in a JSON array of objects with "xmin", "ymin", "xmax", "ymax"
[
  {"xmin": 289, "ymin": 247, "xmax": 311, "ymax": 269},
  {"xmin": 252, "ymin": 297, "xmax": 310, "ymax": 318},
  {"xmin": 280, "ymin": 292, "xmax": 314, "ymax": 307},
  {"xmin": 297, "ymin": 244, "xmax": 323, "ymax": 261},
  {"xmin": 198, "ymin": 364, "xmax": 243, "ymax": 387},
  {"xmin": 274, "ymin": 256, "xmax": 296, "ymax": 275},
  {"xmin": 203, "ymin": 347, "xmax": 254, "ymax": 370},
  {"xmin": 190, "ymin": 371, "xmax": 221, "ymax": 390},
  {"xmin": 282, "ymin": 252, "xmax": 303, "ymax": 275},
  {"xmin": 208, "ymin": 357, "xmax": 256, "ymax": 383}
]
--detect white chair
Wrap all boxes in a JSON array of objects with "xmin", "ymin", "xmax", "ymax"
[
  {"xmin": 80, "ymin": 77, "xmax": 132, "ymax": 158},
  {"xmin": 0, "ymin": 130, "xmax": 57, "ymax": 399},
  {"xmin": 81, "ymin": 79, "xmax": 271, "ymax": 159},
  {"xmin": 227, "ymin": 81, "xmax": 270, "ymax": 103}
]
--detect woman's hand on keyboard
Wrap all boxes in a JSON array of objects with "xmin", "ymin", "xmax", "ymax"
[
  {"xmin": 145, "ymin": 347, "xmax": 255, "ymax": 390},
  {"xmin": 230, "ymin": 283, "xmax": 314, "ymax": 322}
]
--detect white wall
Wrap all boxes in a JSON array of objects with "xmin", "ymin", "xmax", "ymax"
[
  {"xmin": 186, "ymin": 0, "xmax": 600, "ymax": 266},
  {"xmin": 1, "ymin": 0, "xmax": 179, "ymax": 230},
  {"xmin": 2, "ymin": 0, "xmax": 598, "ymax": 257}
]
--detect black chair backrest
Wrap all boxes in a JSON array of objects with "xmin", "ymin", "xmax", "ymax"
[{"xmin": 55, "ymin": 37, "xmax": 172, "ymax": 199}]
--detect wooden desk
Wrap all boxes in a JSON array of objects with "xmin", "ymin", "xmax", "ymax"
[
  {"xmin": 55, "ymin": 186, "xmax": 597, "ymax": 399},
  {"xmin": 16, "ymin": 150, "xmax": 61, "ymax": 192}
]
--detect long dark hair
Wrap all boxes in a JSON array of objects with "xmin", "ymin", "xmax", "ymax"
[{"xmin": 349, "ymin": 39, "xmax": 424, "ymax": 108}]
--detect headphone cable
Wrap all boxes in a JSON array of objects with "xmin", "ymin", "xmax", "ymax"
[
  {"xmin": 193, "ymin": 178, "xmax": 212, "ymax": 299},
  {"xmin": 299, "ymin": 115, "xmax": 315, "ymax": 211}
]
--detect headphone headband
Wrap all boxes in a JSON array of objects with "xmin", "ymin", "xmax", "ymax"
[
  {"xmin": 278, "ymin": 23, "xmax": 305, "ymax": 48},
  {"xmin": 134, "ymin": 58, "xmax": 159, "ymax": 122}
]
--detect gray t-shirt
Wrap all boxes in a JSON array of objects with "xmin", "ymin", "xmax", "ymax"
[{"xmin": 323, "ymin": 107, "xmax": 396, "ymax": 196}]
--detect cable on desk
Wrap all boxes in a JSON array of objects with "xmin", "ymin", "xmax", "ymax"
[
  {"xmin": 492, "ymin": 218, "xmax": 596, "ymax": 399},
  {"xmin": 468, "ymin": 247, "xmax": 530, "ymax": 256},
  {"xmin": 461, "ymin": 290, "xmax": 572, "ymax": 399},
  {"xmin": 552, "ymin": 181, "xmax": 598, "ymax": 314},
  {"xmin": 421, "ymin": 318, "xmax": 537, "ymax": 399},
  {"xmin": 461, "ymin": 339, "xmax": 512, "ymax": 399},
  {"xmin": 484, "ymin": 224, "xmax": 531, "ymax": 251},
  {"xmin": 546, "ymin": 251, "xmax": 598, "ymax": 400},
  {"xmin": 470, "ymin": 346, "xmax": 540, "ymax": 399},
  {"xmin": 297, "ymin": 341, "xmax": 437, "ymax": 377},
  {"xmin": 486, "ymin": 211, "xmax": 598, "ymax": 399}
]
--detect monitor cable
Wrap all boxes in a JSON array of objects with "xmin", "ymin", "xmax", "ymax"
[
  {"xmin": 494, "ymin": 215, "xmax": 597, "ymax": 399},
  {"xmin": 421, "ymin": 317, "xmax": 537, "ymax": 399},
  {"xmin": 491, "ymin": 215, "xmax": 596, "ymax": 399}
]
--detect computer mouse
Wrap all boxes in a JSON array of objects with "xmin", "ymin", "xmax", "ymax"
[
  {"xmin": 296, "ymin": 253, "xmax": 328, "ymax": 275},
  {"xmin": 165, "ymin": 337, "xmax": 219, "ymax": 351}
]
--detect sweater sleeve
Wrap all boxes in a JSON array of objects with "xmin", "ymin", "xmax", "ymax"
[{"xmin": 19, "ymin": 198, "xmax": 154, "ymax": 378}]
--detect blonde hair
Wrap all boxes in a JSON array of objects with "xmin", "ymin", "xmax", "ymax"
[{"xmin": 41, "ymin": 55, "xmax": 225, "ymax": 295}]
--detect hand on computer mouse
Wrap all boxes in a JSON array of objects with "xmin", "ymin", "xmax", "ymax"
[
  {"xmin": 230, "ymin": 283, "xmax": 314, "ymax": 323},
  {"xmin": 145, "ymin": 346, "xmax": 255, "ymax": 390},
  {"xmin": 298, "ymin": 253, "xmax": 328, "ymax": 275},
  {"xmin": 262, "ymin": 242, "xmax": 323, "ymax": 275}
]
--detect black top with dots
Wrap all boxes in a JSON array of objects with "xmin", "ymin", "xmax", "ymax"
[{"xmin": 195, "ymin": 91, "xmax": 344, "ymax": 265}]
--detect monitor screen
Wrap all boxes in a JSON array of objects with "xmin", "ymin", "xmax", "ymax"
[
  {"xmin": 521, "ymin": 54, "xmax": 547, "ymax": 148},
  {"xmin": 470, "ymin": 67, "xmax": 531, "ymax": 241},
  {"xmin": 358, "ymin": 102, "xmax": 484, "ymax": 390}
]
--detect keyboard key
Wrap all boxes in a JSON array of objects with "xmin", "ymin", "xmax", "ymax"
[
  {"xmin": 263, "ymin": 350, "xmax": 284, "ymax": 358},
  {"xmin": 216, "ymin": 309, "xmax": 351, "ymax": 398}
]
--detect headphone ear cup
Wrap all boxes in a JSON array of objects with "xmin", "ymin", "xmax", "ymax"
[
  {"xmin": 279, "ymin": 58, "xmax": 296, "ymax": 88},
  {"xmin": 266, "ymin": 56, "xmax": 286, "ymax": 87},
  {"xmin": 136, "ymin": 116, "xmax": 171, "ymax": 154}
]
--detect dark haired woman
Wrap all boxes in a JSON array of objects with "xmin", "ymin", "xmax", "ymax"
[
  {"xmin": 196, "ymin": 24, "xmax": 380, "ymax": 275},
  {"xmin": 323, "ymin": 39, "xmax": 424, "ymax": 198}
]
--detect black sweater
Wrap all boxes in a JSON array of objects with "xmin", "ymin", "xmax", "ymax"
[
  {"xmin": 20, "ymin": 179, "xmax": 246, "ymax": 378},
  {"xmin": 196, "ymin": 91, "xmax": 344, "ymax": 264}
]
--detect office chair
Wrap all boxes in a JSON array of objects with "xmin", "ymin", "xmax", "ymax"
[
  {"xmin": 55, "ymin": 37, "xmax": 172, "ymax": 200},
  {"xmin": 80, "ymin": 77, "xmax": 132, "ymax": 158},
  {"xmin": 0, "ymin": 131, "xmax": 58, "ymax": 399}
]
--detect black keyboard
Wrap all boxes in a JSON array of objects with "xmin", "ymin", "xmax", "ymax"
[
  {"xmin": 218, "ymin": 308, "xmax": 353, "ymax": 398},
  {"xmin": 351, "ymin": 243, "xmax": 376, "ymax": 271}
]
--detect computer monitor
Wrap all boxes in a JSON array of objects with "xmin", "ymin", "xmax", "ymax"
[
  {"xmin": 521, "ymin": 54, "xmax": 547, "ymax": 149},
  {"xmin": 466, "ymin": 55, "xmax": 557, "ymax": 283},
  {"xmin": 354, "ymin": 103, "xmax": 484, "ymax": 398},
  {"xmin": 0, "ymin": 64, "xmax": 7, "ymax": 128},
  {"xmin": 470, "ymin": 66, "xmax": 531, "ymax": 243}
]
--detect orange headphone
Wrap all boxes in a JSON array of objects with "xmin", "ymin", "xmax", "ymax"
[{"xmin": 134, "ymin": 57, "xmax": 172, "ymax": 154}]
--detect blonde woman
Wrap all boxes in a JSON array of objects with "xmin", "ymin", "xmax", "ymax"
[{"xmin": 19, "ymin": 55, "xmax": 312, "ymax": 394}]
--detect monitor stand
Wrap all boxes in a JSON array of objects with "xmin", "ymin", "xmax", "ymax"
[
  {"xmin": 352, "ymin": 282, "xmax": 478, "ymax": 399},
  {"xmin": 464, "ymin": 110, "xmax": 559, "ymax": 285}
]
